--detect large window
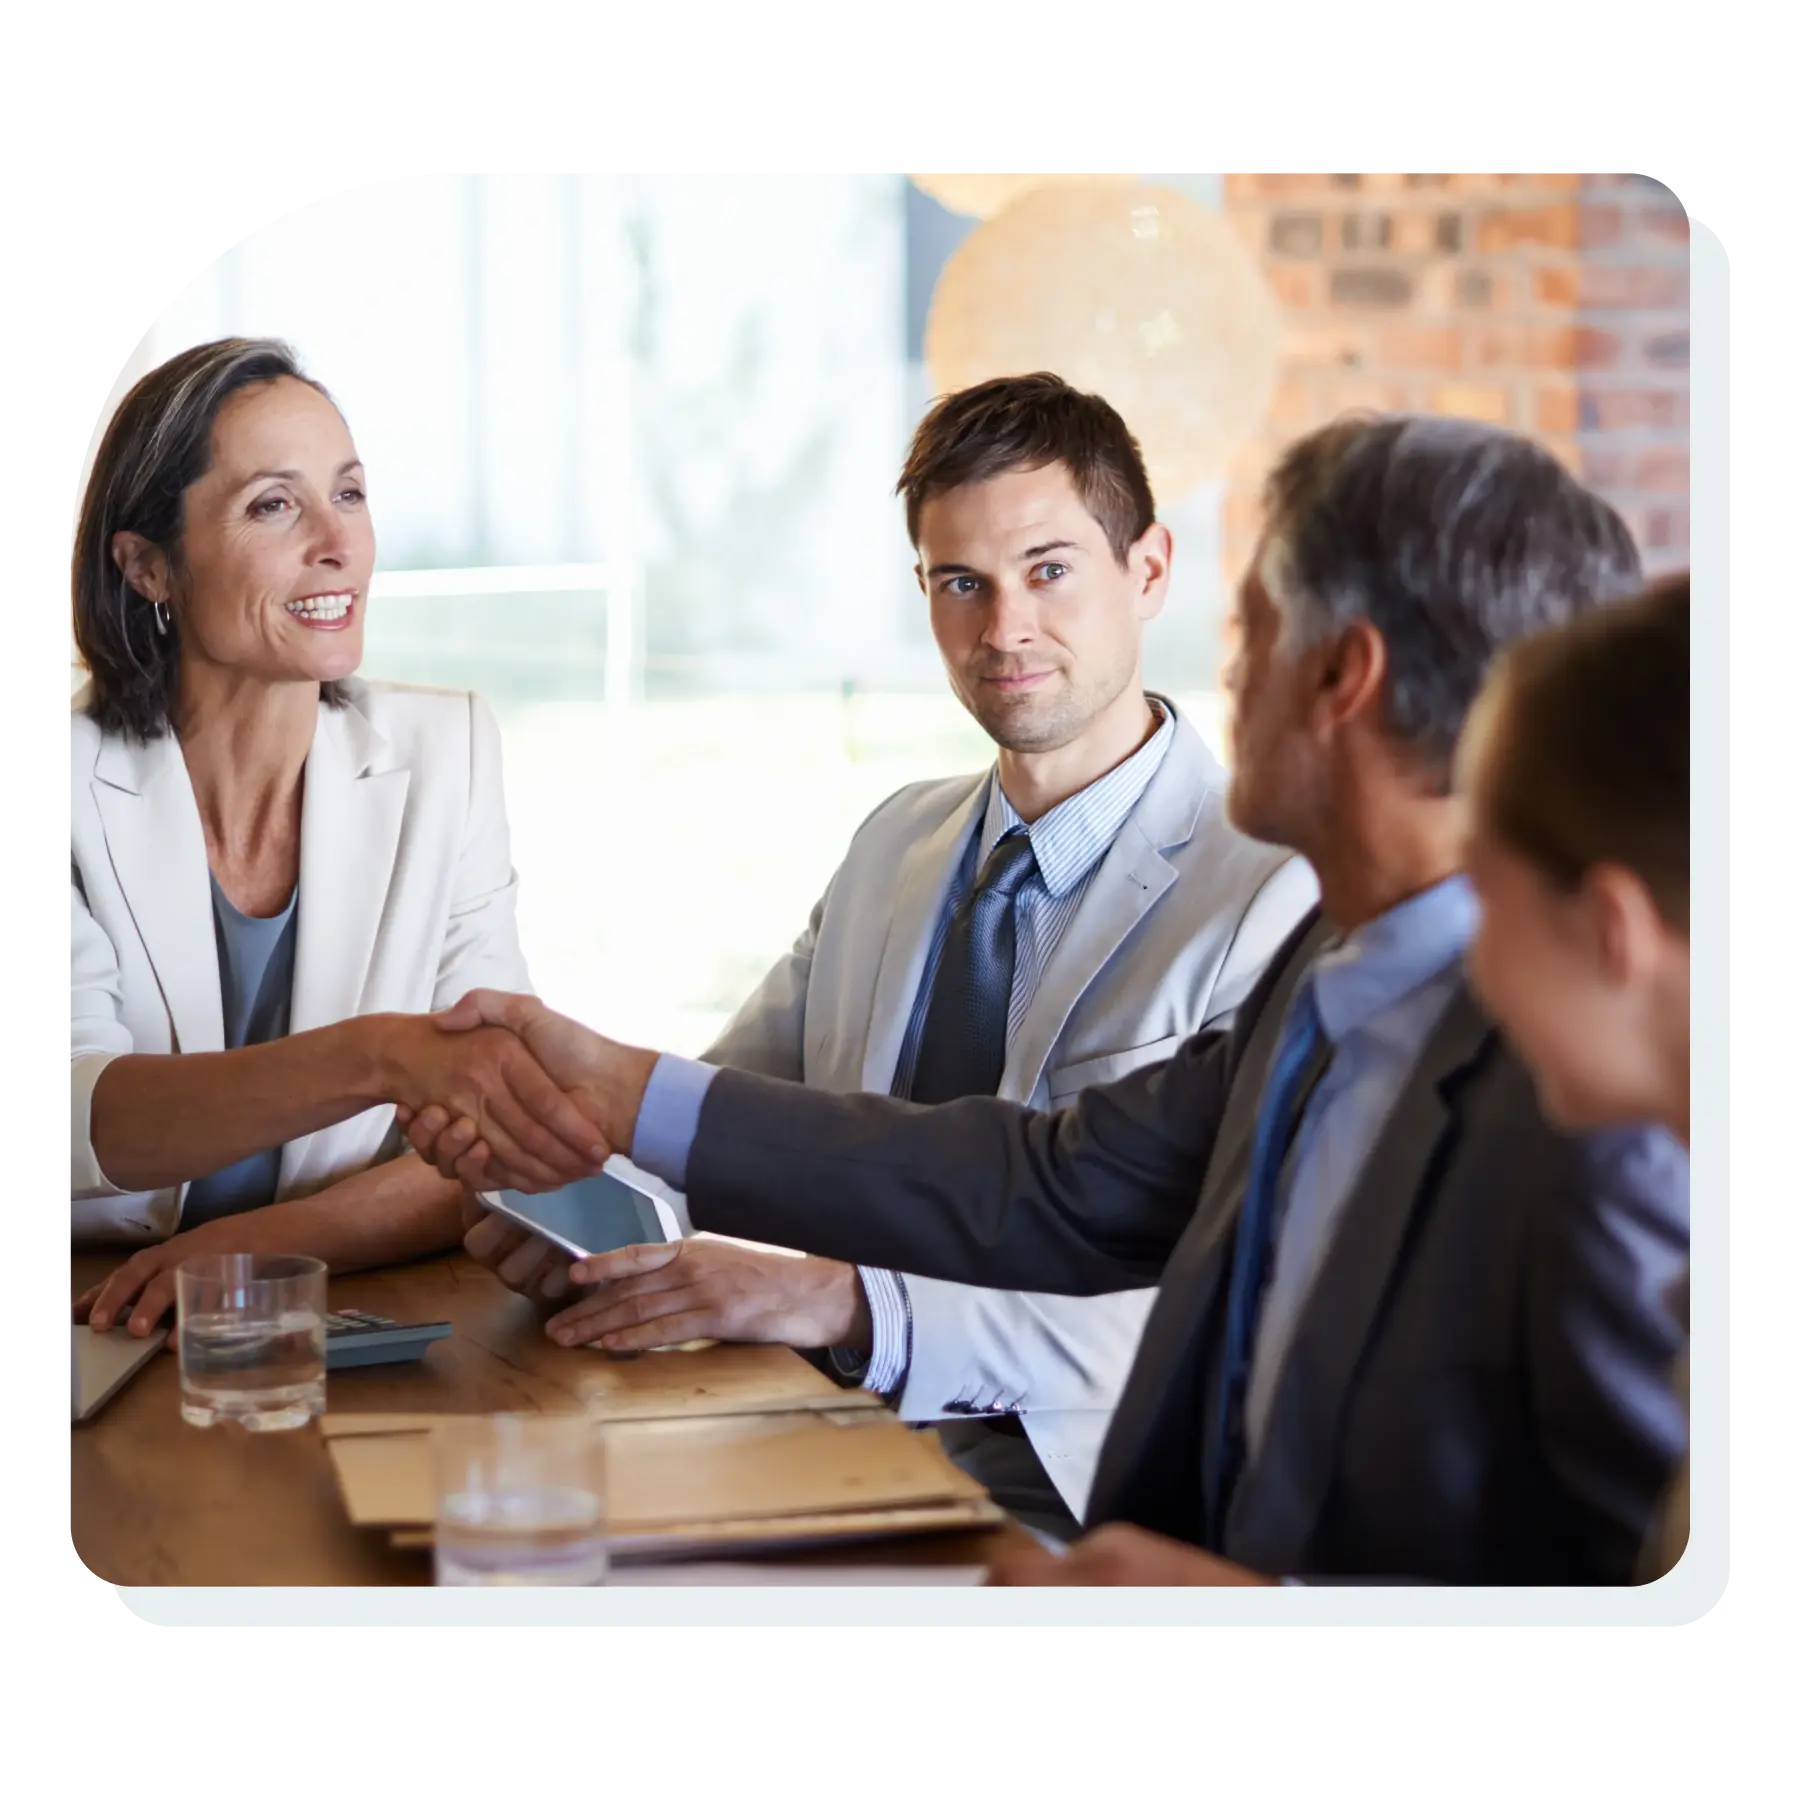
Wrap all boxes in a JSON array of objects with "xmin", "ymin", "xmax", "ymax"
[{"xmin": 118, "ymin": 175, "xmax": 1228, "ymax": 1052}]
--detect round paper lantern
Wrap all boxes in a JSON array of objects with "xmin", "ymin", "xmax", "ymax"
[
  {"xmin": 909, "ymin": 173, "xmax": 1137, "ymax": 219},
  {"xmin": 923, "ymin": 182, "xmax": 1281, "ymax": 499}
]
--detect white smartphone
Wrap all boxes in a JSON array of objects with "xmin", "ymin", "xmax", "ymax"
[{"xmin": 478, "ymin": 1165, "xmax": 675, "ymax": 1262}]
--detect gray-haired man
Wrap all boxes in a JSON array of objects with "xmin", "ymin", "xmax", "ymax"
[{"xmin": 405, "ymin": 414, "xmax": 1690, "ymax": 1586}]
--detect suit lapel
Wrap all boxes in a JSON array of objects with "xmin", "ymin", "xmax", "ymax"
[
  {"xmin": 1002, "ymin": 713, "xmax": 1222, "ymax": 1103},
  {"xmin": 280, "ymin": 700, "xmax": 409, "ymax": 1192},
  {"xmin": 1225, "ymin": 984, "xmax": 1497, "ymax": 1568},
  {"xmin": 91, "ymin": 731, "xmax": 224, "ymax": 1055},
  {"xmin": 1086, "ymin": 913, "xmax": 1334, "ymax": 1534},
  {"xmin": 857, "ymin": 776, "xmax": 987, "ymax": 1093}
]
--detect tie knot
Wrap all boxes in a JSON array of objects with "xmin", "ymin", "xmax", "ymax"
[{"xmin": 973, "ymin": 828, "xmax": 1038, "ymax": 902}]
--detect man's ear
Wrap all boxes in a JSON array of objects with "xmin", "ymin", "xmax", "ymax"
[
  {"xmin": 1584, "ymin": 863, "xmax": 1668, "ymax": 988},
  {"xmin": 1314, "ymin": 617, "xmax": 1387, "ymax": 733},
  {"xmin": 111, "ymin": 531, "xmax": 172, "ymax": 607},
  {"xmin": 1130, "ymin": 523, "xmax": 1174, "ymax": 622}
]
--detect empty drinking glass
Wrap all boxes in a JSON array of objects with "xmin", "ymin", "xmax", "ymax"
[
  {"xmin": 175, "ymin": 1253, "xmax": 327, "ymax": 1431},
  {"xmin": 433, "ymin": 1414, "xmax": 610, "ymax": 1587}
]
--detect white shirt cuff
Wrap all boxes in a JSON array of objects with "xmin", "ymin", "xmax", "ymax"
[{"xmin": 845, "ymin": 1266, "xmax": 911, "ymax": 1397}]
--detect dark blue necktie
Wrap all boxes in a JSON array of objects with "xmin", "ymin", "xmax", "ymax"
[
  {"xmin": 1204, "ymin": 978, "xmax": 1328, "ymax": 1542},
  {"xmin": 907, "ymin": 828, "xmax": 1039, "ymax": 1105}
]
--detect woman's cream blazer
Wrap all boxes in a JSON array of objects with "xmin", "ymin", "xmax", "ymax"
[{"xmin": 71, "ymin": 677, "xmax": 532, "ymax": 1243}]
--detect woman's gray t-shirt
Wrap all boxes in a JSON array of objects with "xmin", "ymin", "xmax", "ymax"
[{"xmin": 179, "ymin": 876, "xmax": 298, "ymax": 1226}]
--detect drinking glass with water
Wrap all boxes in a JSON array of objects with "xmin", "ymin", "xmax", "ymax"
[
  {"xmin": 433, "ymin": 1414, "xmax": 610, "ymax": 1587},
  {"xmin": 175, "ymin": 1253, "xmax": 327, "ymax": 1431}
]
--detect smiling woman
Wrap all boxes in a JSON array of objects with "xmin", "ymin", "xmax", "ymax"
[{"xmin": 69, "ymin": 339, "xmax": 605, "ymax": 1341}]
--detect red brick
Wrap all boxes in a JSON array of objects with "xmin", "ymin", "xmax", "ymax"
[
  {"xmin": 1639, "ymin": 200, "xmax": 1691, "ymax": 243},
  {"xmin": 1388, "ymin": 211, "xmax": 1440, "ymax": 254},
  {"xmin": 1339, "ymin": 212, "xmax": 1392, "ymax": 252},
  {"xmin": 1284, "ymin": 322, "xmax": 1368, "ymax": 367},
  {"xmin": 1476, "ymin": 204, "xmax": 1582, "ymax": 251},
  {"xmin": 1573, "ymin": 327, "xmax": 1622, "ymax": 369},
  {"xmin": 1578, "ymin": 265, "xmax": 1690, "ymax": 309},
  {"xmin": 1465, "ymin": 325, "xmax": 1558, "ymax": 369},
  {"xmin": 1580, "ymin": 449, "xmax": 1628, "ymax": 489},
  {"xmin": 1634, "ymin": 449, "xmax": 1690, "ymax": 493},
  {"xmin": 1266, "ymin": 264, "xmax": 1325, "ymax": 309},
  {"xmin": 1380, "ymin": 327, "xmax": 1464, "ymax": 372},
  {"xmin": 1270, "ymin": 212, "xmax": 1325, "ymax": 256},
  {"xmin": 1533, "ymin": 264, "xmax": 1584, "ymax": 308},
  {"xmin": 1578, "ymin": 389, "xmax": 1689, "ymax": 431},
  {"xmin": 1536, "ymin": 387, "xmax": 1582, "ymax": 433},
  {"xmin": 1254, "ymin": 174, "xmax": 1331, "ymax": 196},
  {"xmin": 1329, "ymin": 266, "xmax": 1414, "ymax": 308},
  {"xmin": 1318, "ymin": 377, "xmax": 1419, "ymax": 414},
  {"xmin": 1433, "ymin": 383, "xmax": 1514, "ymax": 424},
  {"xmin": 1578, "ymin": 204, "xmax": 1625, "ymax": 247}
]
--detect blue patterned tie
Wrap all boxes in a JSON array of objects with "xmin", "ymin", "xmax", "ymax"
[
  {"xmin": 907, "ymin": 828, "xmax": 1039, "ymax": 1104},
  {"xmin": 1204, "ymin": 977, "xmax": 1328, "ymax": 1542}
]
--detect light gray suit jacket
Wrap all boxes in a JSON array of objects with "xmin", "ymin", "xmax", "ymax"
[
  {"xmin": 684, "ymin": 911, "xmax": 1690, "ymax": 1582},
  {"xmin": 699, "ymin": 706, "xmax": 1316, "ymax": 1519}
]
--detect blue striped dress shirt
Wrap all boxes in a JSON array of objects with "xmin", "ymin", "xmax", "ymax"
[{"xmin": 630, "ymin": 697, "xmax": 1177, "ymax": 1396}]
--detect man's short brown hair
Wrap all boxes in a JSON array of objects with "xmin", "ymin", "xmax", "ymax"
[
  {"xmin": 896, "ymin": 372, "xmax": 1156, "ymax": 564},
  {"xmin": 1479, "ymin": 572, "xmax": 1690, "ymax": 933}
]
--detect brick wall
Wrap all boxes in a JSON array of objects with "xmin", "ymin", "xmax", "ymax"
[{"xmin": 1219, "ymin": 173, "xmax": 1690, "ymax": 584}]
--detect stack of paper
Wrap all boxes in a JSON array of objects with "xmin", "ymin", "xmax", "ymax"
[{"xmin": 321, "ymin": 1402, "xmax": 1003, "ymax": 1562}]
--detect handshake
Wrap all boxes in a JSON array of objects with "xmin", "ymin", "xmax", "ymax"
[{"xmin": 384, "ymin": 990, "xmax": 652, "ymax": 1193}]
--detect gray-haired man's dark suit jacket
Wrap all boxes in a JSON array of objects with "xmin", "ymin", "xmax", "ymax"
[{"xmin": 683, "ymin": 911, "xmax": 1689, "ymax": 1584}]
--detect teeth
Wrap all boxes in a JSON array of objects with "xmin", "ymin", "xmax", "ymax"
[{"xmin": 285, "ymin": 594, "xmax": 354, "ymax": 621}]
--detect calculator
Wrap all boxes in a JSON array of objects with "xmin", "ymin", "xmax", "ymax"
[{"xmin": 323, "ymin": 1309, "xmax": 453, "ymax": 1370}]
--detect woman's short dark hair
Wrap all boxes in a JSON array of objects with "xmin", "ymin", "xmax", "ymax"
[
  {"xmin": 73, "ymin": 336, "xmax": 350, "ymax": 740},
  {"xmin": 1478, "ymin": 573, "xmax": 1690, "ymax": 933},
  {"xmin": 896, "ymin": 372, "xmax": 1156, "ymax": 564}
]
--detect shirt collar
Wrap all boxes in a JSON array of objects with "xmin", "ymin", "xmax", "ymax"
[
  {"xmin": 978, "ymin": 696, "xmax": 1175, "ymax": 899},
  {"xmin": 1310, "ymin": 875, "xmax": 1478, "ymax": 1046}
]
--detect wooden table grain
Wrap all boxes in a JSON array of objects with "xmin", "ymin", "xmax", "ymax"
[{"xmin": 71, "ymin": 1249, "xmax": 1022, "ymax": 1586}]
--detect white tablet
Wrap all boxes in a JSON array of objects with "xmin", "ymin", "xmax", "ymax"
[{"xmin": 479, "ymin": 1164, "xmax": 677, "ymax": 1262}]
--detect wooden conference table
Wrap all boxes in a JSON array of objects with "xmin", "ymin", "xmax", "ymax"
[{"xmin": 71, "ymin": 1249, "xmax": 1027, "ymax": 1585}]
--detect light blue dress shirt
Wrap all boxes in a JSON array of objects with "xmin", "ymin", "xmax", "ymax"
[
  {"xmin": 1240, "ymin": 874, "xmax": 1479, "ymax": 1459},
  {"xmin": 181, "ymin": 876, "xmax": 299, "ymax": 1226},
  {"xmin": 633, "ymin": 699, "xmax": 1177, "ymax": 1394}
]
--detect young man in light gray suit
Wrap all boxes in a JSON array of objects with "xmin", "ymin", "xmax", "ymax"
[
  {"xmin": 409, "ymin": 413, "xmax": 1688, "ymax": 1585},
  {"xmin": 455, "ymin": 374, "xmax": 1313, "ymax": 1538}
]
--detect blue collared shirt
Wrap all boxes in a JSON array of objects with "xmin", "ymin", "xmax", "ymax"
[
  {"xmin": 632, "ymin": 699, "xmax": 1177, "ymax": 1393},
  {"xmin": 1241, "ymin": 874, "xmax": 1480, "ymax": 1459}
]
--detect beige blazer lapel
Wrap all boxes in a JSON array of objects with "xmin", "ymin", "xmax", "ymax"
[
  {"xmin": 280, "ymin": 699, "xmax": 410, "ymax": 1195},
  {"xmin": 857, "ymin": 775, "xmax": 989, "ymax": 1094},
  {"xmin": 1002, "ymin": 714, "xmax": 1223, "ymax": 1104},
  {"xmin": 90, "ymin": 730, "xmax": 224, "ymax": 1056}
]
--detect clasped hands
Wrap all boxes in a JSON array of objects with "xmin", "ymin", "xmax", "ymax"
[
  {"xmin": 396, "ymin": 991, "xmax": 874, "ymax": 1357},
  {"xmin": 394, "ymin": 994, "xmax": 1275, "ymax": 1588}
]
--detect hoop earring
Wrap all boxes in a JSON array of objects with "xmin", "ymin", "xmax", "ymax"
[{"xmin": 153, "ymin": 601, "xmax": 170, "ymax": 637}]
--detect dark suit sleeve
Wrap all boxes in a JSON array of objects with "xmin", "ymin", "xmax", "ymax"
[
  {"xmin": 685, "ymin": 1025, "xmax": 1237, "ymax": 1295},
  {"xmin": 1526, "ymin": 1124, "xmax": 1690, "ymax": 1583}
]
